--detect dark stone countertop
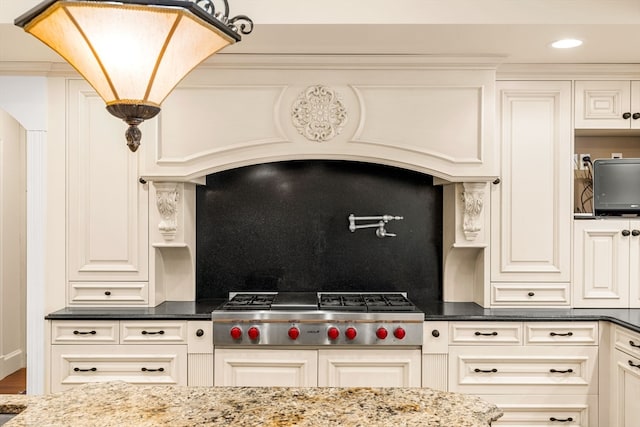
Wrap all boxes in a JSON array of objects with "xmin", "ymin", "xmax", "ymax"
[{"xmin": 45, "ymin": 300, "xmax": 640, "ymax": 334}]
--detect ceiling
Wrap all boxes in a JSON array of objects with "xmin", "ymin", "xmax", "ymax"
[{"xmin": 1, "ymin": 0, "xmax": 640, "ymax": 66}]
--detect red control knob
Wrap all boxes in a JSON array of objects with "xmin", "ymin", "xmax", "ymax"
[
  {"xmin": 393, "ymin": 327, "xmax": 406, "ymax": 340},
  {"xmin": 288, "ymin": 327, "xmax": 300, "ymax": 340},
  {"xmin": 376, "ymin": 327, "xmax": 388, "ymax": 340},
  {"xmin": 345, "ymin": 327, "xmax": 357, "ymax": 340},
  {"xmin": 247, "ymin": 326, "xmax": 260, "ymax": 340},
  {"xmin": 327, "ymin": 327, "xmax": 340, "ymax": 340},
  {"xmin": 230, "ymin": 326, "xmax": 242, "ymax": 340}
]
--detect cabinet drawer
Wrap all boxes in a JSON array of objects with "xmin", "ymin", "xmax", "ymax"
[
  {"xmin": 479, "ymin": 394, "xmax": 597, "ymax": 427},
  {"xmin": 614, "ymin": 325, "xmax": 640, "ymax": 359},
  {"xmin": 525, "ymin": 322, "xmax": 599, "ymax": 346},
  {"xmin": 68, "ymin": 282, "xmax": 148, "ymax": 306},
  {"xmin": 51, "ymin": 344, "xmax": 187, "ymax": 392},
  {"xmin": 448, "ymin": 346, "xmax": 598, "ymax": 395},
  {"xmin": 449, "ymin": 322, "xmax": 522, "ymax": 345},
  {"xmin": 491, "ymin": 283, "xmax": 570, "ymax": 306},
  {"xmin": 120, "ymin": 321, "xmax": 187, "ymax": 344},
  {"xmin": 51, "ymin": 321, "xmax": 119, "ymax": 344}
]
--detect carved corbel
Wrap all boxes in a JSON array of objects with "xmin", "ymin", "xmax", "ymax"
[
  {"xmin": 155, "ymin": 182, "xmax": 180, "ymax": 241},
  {"xmin": 461, "ymin": 182, "xmax": 485, "ymax": 241}
]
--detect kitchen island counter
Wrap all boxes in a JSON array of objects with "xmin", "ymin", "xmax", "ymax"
[{"xmin": 3, "ymin": 381, "xmax": 501, "ymax": 426}]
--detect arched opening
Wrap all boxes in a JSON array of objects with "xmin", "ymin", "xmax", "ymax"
[{"xmin": 0, "ymin": 108, "xmax": 27, "ymax": 394}]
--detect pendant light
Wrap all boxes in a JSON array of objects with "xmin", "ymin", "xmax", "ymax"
[{"xmin": 15, "ymin": 0, "xmax": 253, "ymax": 152}]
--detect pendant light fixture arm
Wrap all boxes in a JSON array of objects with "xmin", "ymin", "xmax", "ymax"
[{"xmin": 194, "ymin": 0, "xmax": 254, "ymax": 34}]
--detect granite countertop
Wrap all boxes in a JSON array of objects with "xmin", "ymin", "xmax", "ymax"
[
  {"xmin": 46, "ymin": 300, "xmax": 640, "ymax": 334},
  {"xmin": 2, "ymin": 382, "xmax": 502, "ymax": 427}
]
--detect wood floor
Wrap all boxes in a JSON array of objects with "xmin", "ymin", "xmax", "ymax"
[{"xmin": 0, "ymin": 369, "xmax": 26, "ymax": 394}]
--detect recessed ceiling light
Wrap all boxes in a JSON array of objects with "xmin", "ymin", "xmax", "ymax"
[{"xmin": 551, "ymin": 39, "xmax": 583, "ymax": 49}]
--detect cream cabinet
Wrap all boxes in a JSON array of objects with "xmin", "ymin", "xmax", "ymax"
[
  {"xmin": 213, "ymin": 348, "xmax": 421, "ymax": 387},
  {"xmin": 610, "ymin": 325, "xmax": 640, "ymax": 427},
  {"xmin": 49, "ymin": 320, "xmax": 212, "ymax": 392},
  {"xmin": 187, "ymin": 321, "xmax": 214, "ymax": 387},
  {"xmin": 214, "ymin": 348, "xmax": 318, "ymax": 387},
  {"xmin": 448, "ymin": 321, "xmax": 599, "ymax": 426},
  {"xmin": 573, "ymin": 219, "xmax": 640, "ymax": 308},
  {"xmin": 491, "ymin": 81, "xmax": 572, "ymax": 306},
  {"xmin": 318, "ymin": 349, "xmax": 421, "ymax": 387},
  {"xmin": 575, "ymin": 81, "xmax": 640, "ymax": 129},
  {"xmin": 66, "ymin": 80, "xmax": 149, "ymax": 306},
  {"xmin": 479, "ymin": 395, "xmax": 598, "ymax": 427}
]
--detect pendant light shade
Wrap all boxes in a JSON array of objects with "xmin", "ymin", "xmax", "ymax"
[{"xmin": 15, "ymin": 0, "xmax": 253, "ymax": 151}]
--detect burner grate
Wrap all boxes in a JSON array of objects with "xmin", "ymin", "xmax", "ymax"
[
  {"xmin": 319, "ymin": 293, "xmax": 416, "ymax": 312},
  {"xmin": 319, "ymin": 294, "xmax": 367, "ymax": 312},
  {"xmin": 222, "ymin": 294, "xmax": 275, "ymax": 310}
]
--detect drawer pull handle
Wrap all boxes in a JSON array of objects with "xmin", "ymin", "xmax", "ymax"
[
  {"xmin": 549, "ymin": 332, "xmax": 573, "ymax": 337},
  {"xmin": 141, "ymin": 330, "xmax": 165, "ymax": 335},
  {"xmin": 474, "ymin": 368, "xmax": 498, "ymax": 373},
  {"xmin": 474, "ymin": 331, "xmax": 498, "ymax": 336},
  {"xmin": 141, "ymin": 367, "xmax": 165, "ymax": 372},
  {"xmin": 73, "ymin": 330, "xmax": 97, "ymax": 335},
  {"xmin": 630, "ymin": 340, "xmax": 640, "ymax": 348},
  {"xmin": 629, "ymin": 360, "xmax": 640, "ymax": 369},
  {"xmin": 74, "ymin": 367, "xmax": 97, "ymax": 372},
  {"xmin": 550, "ymin": 368, "xmax": 573, "ymax": 374},
  {"xmin": 550, "ymin": 417, "xmax": 573, "ymax": 422}
]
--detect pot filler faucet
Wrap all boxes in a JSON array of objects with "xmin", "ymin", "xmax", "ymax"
[{"xmin": 348, "ymin": 214, "xmax": 403, "ymax": 238}]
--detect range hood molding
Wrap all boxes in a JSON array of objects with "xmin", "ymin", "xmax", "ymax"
[{"xmin": 139, "ymin": 55, "xmax": 499, "ymax": 184}]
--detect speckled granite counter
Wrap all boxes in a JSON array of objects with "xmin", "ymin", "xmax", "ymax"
[
  {"xmin": 3, "ymin": 382, "xmax": 501, "ymax": 426},
  {"xmin": 0, "ymin": 394, "xmax": 29, "ymax": 414}
]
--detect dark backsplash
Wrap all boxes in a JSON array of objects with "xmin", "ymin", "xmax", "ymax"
[{"xmin": 196, "ymin": 160, "xmax": 443, "ymax": 304}]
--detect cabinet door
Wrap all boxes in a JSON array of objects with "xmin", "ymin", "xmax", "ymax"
[
  {"xmin": 318, "ymin": 349, "xmax": 421, "ymax": 387},
  {"xmin": 448, "ymin": 346, "xmax": 598, "ymax": 395},
  {"xmin": 573, "ymin": 220, "xmax": 629, "ymax": 308},
  {"xmin": 67, "ymin": 80, "xmax": 149, "ymax": 282},
  {"xmin": 492, "ymin": 81, "xmax": 571, "ymax": 283},
  {"xmin": 214, "ymin": 349, "xmax": 317, "ymax": 387},
  {"xmin": 480, "ymin": 394, "xmax": 597, "ymax": 427},
  {"xmin": 51, "ymin": 344, "xmax": 187, "ymax": 392},
  {"xmin": 611, "ymin": 350, "xmax": 640, "ymax": 427},
  {"xmin": 575, "ymin": 81, "xmax": 632, "ymax": 129}
]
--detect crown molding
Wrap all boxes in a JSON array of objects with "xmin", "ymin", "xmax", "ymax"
[{"xmin": 497, "ymin": 63, "xmax": 640, "ymax": 80}]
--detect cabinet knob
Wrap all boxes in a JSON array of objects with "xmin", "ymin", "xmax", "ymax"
[
  {"xmin": 633, "ymin": 113, "xmax": 640, "ymax": 120},
  {"xmin": 431, "ymin": 329, "xmax": 440, "ymax": 338},
  {"xmin": 138, "ymin": 177, "xmax": 147, "ymax": 184},
  {"xmin": 196, "ymin": 329, "xmax": 205, "ymax": 337},
  {"xmin": 622, "ymin": 229, "xmax": 631, "ymax": 237},
  {"xmin": 632, "ymin": 230, "xmax": 640, "ymax": 237},
  {"xmin": 623, "ymin": 112, "xmax": 632, "ymax": 119},
  {"xmin": 104, "ymin": 291, "xmax": 111, "ymax": 296},
  {"xmin": 492, "ymin": 178, "xmax": 501, "ymax": 185},
  {"xmin": 527, "ymin": 292, "xmax": 535, "ymax": 297}
]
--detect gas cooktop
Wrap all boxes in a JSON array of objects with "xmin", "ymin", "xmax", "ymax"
[
  {"xmin": 212, "ymin": 292, "xmax": 424, "ymax": 346},
  {"xmin": 216, "ymin": 292, "xmax": 420, "ymax": 312}
]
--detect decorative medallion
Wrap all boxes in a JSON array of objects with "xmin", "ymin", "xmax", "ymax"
[
  {"xmin": 461, "ymin": 182, "xmax": 485, "ymax": 241},
  {"xmin": 291, "ymin": 85, "xmax": 347, "ymax": 142},
  {"xmin": 155, "ymin": 182, "xmax": 180, "ymax": 241}
]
